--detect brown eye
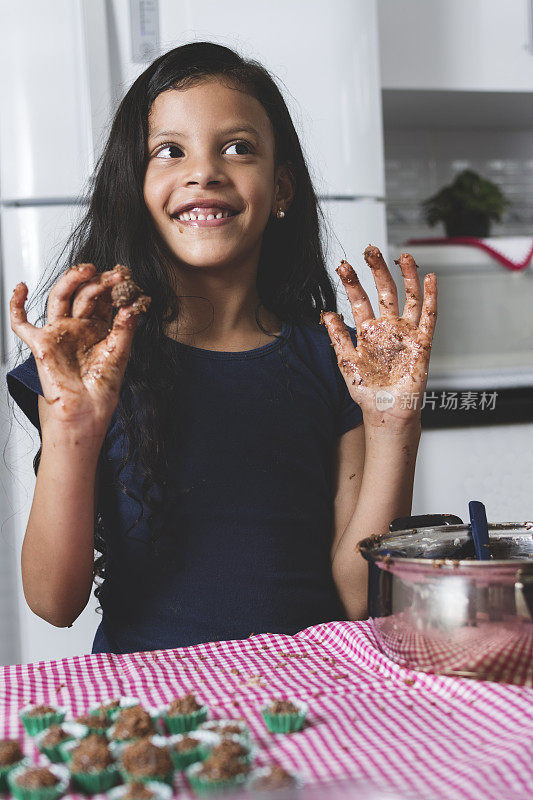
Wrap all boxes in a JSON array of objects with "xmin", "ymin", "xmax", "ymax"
[
  {"xmin": 155, "ymin": 145, "xmax": 183, "ymax": 159},
  {"xmin": 224, "ymin": 141, "xmax": 252, "ymax": 155}
]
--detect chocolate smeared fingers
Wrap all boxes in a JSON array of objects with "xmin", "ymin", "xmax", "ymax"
[
  {"xmin": 336, "ymin": 259, "xmax": 374, "ymax": 331},
  {"xmin": 418, "ymin": 273, "xmax": 438, "ymax": 344},
  {"xmin": 320, "ymin": 310, "xmax": 364, "ymax": 386},
  {"xmin": 363, "ymin": 244, "xmax": 399, "ymax": 317},
  {"xmin": 395, "ymin": 253, "xmax": 423, "ymax": 327}
]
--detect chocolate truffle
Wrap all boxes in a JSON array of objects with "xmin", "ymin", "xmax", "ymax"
[
  {"xmin": 111, "ymin": 280, "xmax": 142, "ymax": 309},
  {"xmin": 41, "ymin": 726, "xmax": 69, "ymax": 748},
  {"xmin": 206, "ymin": 721, "xmax": 244, "ymax": 737},
  {"xmin": 267, "ymin": 700, "xmax": 299, "ymax": 715},
  {"xmin": 210, "ymin": 740, "xmax": 248, "ymax": 761},
  {"xmin": 76, "ymin": 710, "xmax": 110, "ymax": 730},
  {"xmin": 70, "ymin": 734, "xmax": 113, "ymax": 773},
  {"xmin": 172, "ymin": 736, "xmax": 201, "ymax": 754},
  {"xmin": 121, "ymin": 740, "xmax": 172, "ymax": 779},
  {"xmin": 0, "ymin": 739, "xmax": 23, "ymax": 767},
  {"xmin": 25, "ymin": 705, "xmax": 56, "ymax": 717},
  {"xmin": 251, "ymin": 766, "xmax": 295, "ymax": 790},
  {"xmin": 15, "ymin": 767, "xmax": 59, "ymax": 789},
  {"xmin": 167, "ymin": 694, "xmax": 201, "ymax": 716},
  {"xmin": 113, "ymin": 706, "xmax": 155, "ymax": 740},
  {"xmin": 198, "ymin": 752, "xmax": 248, "ymax": 782}
]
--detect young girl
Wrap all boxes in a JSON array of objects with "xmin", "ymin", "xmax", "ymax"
[{"xmin": 7, "ymin": 42, "xmax": 436, "ymax": 655}]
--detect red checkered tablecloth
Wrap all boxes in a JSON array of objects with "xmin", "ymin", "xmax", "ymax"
[{"xmin": 1, "ymin": 620, "xmax": 533, "ymax": 800}]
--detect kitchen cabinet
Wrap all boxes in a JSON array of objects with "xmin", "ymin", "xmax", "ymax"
[{"xmin": 378, "ymin": 0, "xmax": 533, "ymax": 92}]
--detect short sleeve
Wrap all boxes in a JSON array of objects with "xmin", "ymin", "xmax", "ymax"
[
  {"xmin": 336, "ymin": 324, "xmax": 363, "ymax": 436},
  {"xmin": 6, "ymin": 353, "xmax": 43, "ymax": 434}
]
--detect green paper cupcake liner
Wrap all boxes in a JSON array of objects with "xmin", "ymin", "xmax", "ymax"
[
  {"xmin": 185, "ymin": 763, "xmax": 249, "ymax": 797},
  {"xmin": 118, "ymin": 768, "xmax": 174, "ymax": 787},
  {"xmin": 19, "ymin": 707, "xmax": 67, "ymax": 737},
  {"xmin": 35, "ymin": 723, "xmax": 88, "ymax": 763},
  {"xmin": 7, "ymin": 763, "xmax": 70, "ymax": 800},
  {"xmin": 261, "ymin": 701, "xmax": 307, "ymax": 734},
  {"xmin": 160, "ymin": 705, "xmax": 208, "ymax": 734},
  {"xmin": 70, "ymin": 764, "xmax": 120, "ymax": 794},
  {"xmin": 168, "ymin": 742, "xmax": 211, "ymax": 770},
  {"xmin": 0, "ymin": 758, "xmax": 28, "ymax": 793}
]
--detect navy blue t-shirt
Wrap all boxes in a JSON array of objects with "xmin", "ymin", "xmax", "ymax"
[{"xmin": 7, "ymin": 320, "xmax": 363, "ymax": 654}]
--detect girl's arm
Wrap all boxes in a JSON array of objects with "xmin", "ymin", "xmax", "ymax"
[
  {"xmin": 10, "ymin": 265, "xmax": 149, "ymax": 627},
  {"xmin": 330, "ymin": 420, "xmax": 420, "ymax": 620},
  {"xmin": 323, "ymin": 246, "xmax": 437, "ymax": 620},
  {"xmin": 21, "ymin": 397, "xmax": 104, "ymax": 627}
]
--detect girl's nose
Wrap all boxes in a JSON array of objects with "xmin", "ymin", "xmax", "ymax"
[{"xmin": 184, "ymin": 153, "xmax": 225, "ymax": 187}]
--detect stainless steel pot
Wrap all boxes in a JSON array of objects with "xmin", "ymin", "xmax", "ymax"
[{"xmin": 358, "ymin": 514, "xmax": 533, "ymax": 685}]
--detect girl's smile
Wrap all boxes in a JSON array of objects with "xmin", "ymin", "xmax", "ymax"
[{"xmin": 143, "ymin": 78, "xmax": 291, "ymax": 271}]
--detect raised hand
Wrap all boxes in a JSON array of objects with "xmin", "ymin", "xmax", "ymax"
[
  {"xmin": 10, "ymin": 263, "xmax": 150, "ymax": 434},
  {"xmin": 321, "ymin": 245, "xmax": 437, "ymax": 424}
]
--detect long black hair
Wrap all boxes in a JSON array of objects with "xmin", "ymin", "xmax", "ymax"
[{"xmin": 17, "ymin": 42, "xmax": 339, "ymax": 601}]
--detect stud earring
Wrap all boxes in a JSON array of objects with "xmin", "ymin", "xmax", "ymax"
[{"xmin": 276, "ymin": 208, "xmax": 285, "ymax": 219}]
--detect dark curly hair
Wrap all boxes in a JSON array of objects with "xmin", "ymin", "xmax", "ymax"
[{"xmin": 14, "ymin": 42, "xmax": 339, "ymax": 606}]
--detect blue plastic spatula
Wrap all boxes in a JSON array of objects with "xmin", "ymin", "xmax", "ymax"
[{"xmin": 468, "ymin": 500, "xmax": 491, "ymax": 560}]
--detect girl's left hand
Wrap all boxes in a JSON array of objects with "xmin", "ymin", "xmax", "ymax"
[{"xmin": 321, "ymin": 245, "xmax": 437, "ymax": 427}]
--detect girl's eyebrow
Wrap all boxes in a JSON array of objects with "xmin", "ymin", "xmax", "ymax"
[{"xmin": 149, "ymin": 125, "xmax": 263, "ymax": 141}]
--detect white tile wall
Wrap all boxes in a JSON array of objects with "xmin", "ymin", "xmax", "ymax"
[{"xmin": 385, "ymin": 128, "xmax": 533, "ymax": 243}]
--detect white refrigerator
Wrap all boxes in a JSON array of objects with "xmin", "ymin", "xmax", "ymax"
[{"xmin": 0, "ymin": 0, "xmax": 386, "ymax": 665}]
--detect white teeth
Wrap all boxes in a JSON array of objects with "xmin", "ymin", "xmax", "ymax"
[{"xmin": 177, "ymin": 208, "xmax": 235, "ymax": 221}]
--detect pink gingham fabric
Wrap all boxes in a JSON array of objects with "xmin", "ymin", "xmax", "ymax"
[{"xmin": 1, "ymin": 620, "xmax": 533, "ymax": 800}]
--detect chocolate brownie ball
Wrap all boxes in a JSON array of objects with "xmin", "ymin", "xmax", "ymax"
[
  {"xmin": 111, "ymin": 280, "xmax": 141, "ymax": 308},
  {"xmin": 0, "ymin": 739, "xmax": 23, "ymax": 766},
  {"xmin": 15, "ymin": 767, "xmax": 59, "ymax": 789},
  {"xmin": 267, "ymin": 700, "xmax": 299, "ymax": 715},
  {"xmin": 172, "ymin": 736, "xmax": 201, "ymax": 753},
  {"xmin": 167, "ymin": 694, "xmax": 201, "ymax": 716},
  {"xmin": 76, "ymin": 710, "xmax": 110, "ymax": 730},
  {"xmin": 251, "ymin": 766, "xmax": 295, "ymax": 790},
  {"xmin": 113, "ymin": 706, "xmax": 155, "ymax": 740},
  {"xmin": 210, "ymin": 740, "xmax": 248, "ymax": 761},
  {"xmin": 25, "ymin": 705, "xmax": 56, "ymax": 717},
  {"xmin": 121, "ymin": 740, "xmax": 172, "ymax": 778},
  {"xmin": 198, "ymin": 752, "xmax": 248, "ymax": 782},
  {"xmin": 70, "ymin": 734, "xmax": 113, "ymax": 773},
  {"xmin": 41, "ymin": 726, "xmax": 69, "ymax": 748}
]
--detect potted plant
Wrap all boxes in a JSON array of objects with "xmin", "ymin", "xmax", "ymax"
[{"xmin": 422, "ymin": 169, "xmax": 509, "ymax": 238}]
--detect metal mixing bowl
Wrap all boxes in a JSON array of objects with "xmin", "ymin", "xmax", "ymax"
[{"xmin": 358, "ymin": 517, "xmax": 533, "ymax": 685}]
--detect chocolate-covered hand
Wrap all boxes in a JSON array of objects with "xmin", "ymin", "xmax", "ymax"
[
  {"xmin": 10, "ymin": 263, "xmax": 151, "ymax": 433},
  {"xmin": 321, "ymin": 245, "xmax": 437, "ymax": 425}
]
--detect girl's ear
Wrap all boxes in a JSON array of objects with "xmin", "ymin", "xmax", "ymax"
[{"xmin": 273, "ymin": 163, "xmax": 295, "ymax": 213}]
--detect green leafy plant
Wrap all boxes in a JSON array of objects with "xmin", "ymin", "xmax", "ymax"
[{"xmin": 422, "ymin": 169, "xmax": 509, "ymax": 238}]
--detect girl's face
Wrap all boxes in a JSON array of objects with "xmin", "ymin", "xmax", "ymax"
[{"xmin": 144, "ymin": 78, "xmax": 291, "ymax": 272}]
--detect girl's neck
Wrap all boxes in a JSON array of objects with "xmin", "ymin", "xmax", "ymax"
[{"xmin": 164, "ymin": 264, "xmax": 282, "ymax": 352}]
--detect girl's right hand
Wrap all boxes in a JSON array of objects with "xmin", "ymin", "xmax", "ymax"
[{"xmin": 10, "ymin": 263, "xmax": 150, "ymax": 437}]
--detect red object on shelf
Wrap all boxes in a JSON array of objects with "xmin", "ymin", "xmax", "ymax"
[{"xmin": 406, "ymin": 236, "xmax": 533, "ymax": 272}]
